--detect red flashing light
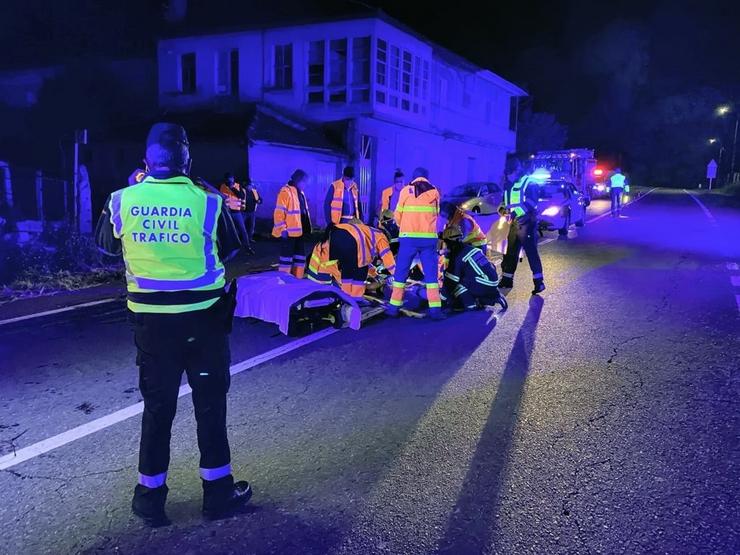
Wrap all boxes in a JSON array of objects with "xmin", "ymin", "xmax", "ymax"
[{"xmin": 593, "ymin": 168, "xmax": 604, "ymax": 177}]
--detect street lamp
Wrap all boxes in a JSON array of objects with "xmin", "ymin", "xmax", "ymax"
[{"xmin": 716, "ymin": 104, "xmax": 739, "ymax": 183}]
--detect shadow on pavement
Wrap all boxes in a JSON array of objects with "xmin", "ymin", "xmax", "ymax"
[
  {"xmin": 436, "ymin": 295, "xmax": 544, "ymax": 554},
  {"xmin": 81, "ymin": 502, "xmax": 343, "ymax": 555}
]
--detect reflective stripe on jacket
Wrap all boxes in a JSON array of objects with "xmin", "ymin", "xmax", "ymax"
[
  {"xmin": 327, "ymin": 179, "xmax": 360, "ymax": 225},
  {"xmin": 109, "ymin": 175, "xmax": 225, "ymax": 313},
  {"xmin": 306, "ymin": 241, "xmax": 340, "ymax": 285},
  {"xmin": 505, "ymin": 176, "xmax": 538, "ymax": 220},
  {"xmin": 394, "ymin": 177, "xmax": 440, "ymax": 239},
  {"xmin": 273, "ymin": 184, "xmax": 309, "ymax": 238},
  {"xmin": 450, "ymin": 208, "xmax": 487, "ymax": 247}
]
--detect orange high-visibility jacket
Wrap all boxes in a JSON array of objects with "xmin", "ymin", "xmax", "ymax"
[
  {"xmin": 379, "ymin": 186, "xmax": 394, "ymax": 213},
  {"xmin": 306, "ymin": 241, "xmax": 341, "ymax": 285},
  {"xmin": 272, "ymin": 184, "xmax": 310, "ymax": 238},
  {"xmin": 450, "ymin": 208, "xmax": 487, "ymax": 247},
  {"xmin": 394, "ymin": 177, "xmax": 440, "ymax": 239},
  {"xmin": 328, "ymin": 179, "xmax": 360, "ymax": 225},
  {"xmin": 336, "ymin": 222, "xmax": 396, "ymax": 274}
]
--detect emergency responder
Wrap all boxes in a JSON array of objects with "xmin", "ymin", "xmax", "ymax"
[
  {"xmin": 219, "ymin": 173, "xmax": 252, "ymax": 250},
  {"xmin": 609, "ymin": 168, "xmax": 629, "ymax": 217},
  {"xmin": 441, "ymin": 225, "xmax": 507, "ymax": 311},
  {"xmin": 441, "ymin": 203, "xmax": 489, "ymax": 255},
  {"xmin": 307, "ymin": 220, "xmax": 396, "ymax": 302},
  {"xmin": 325, "ymin": 166, "xmax": 362, "ymax": 226},
  {"xmin": 94, "ymin": 123, "xmax": 251, "ymax": 527},
  {"xmin": 379, "ymin": 169, "xmax": 405, "ymax": 214},
  {"xmin": 273, "ymin": 169, "xmax": 311, "ymax": 278},
  {"xmin": 243, "ymin": 180, "xmax": 262, "ymax": 242},
  {"xmin": 499, "ymin": 161, "xmax": 546, "ymax": 294},
  {"xmin": 387, "ymin": 167, "xmax": 445, "ymax": 320}
]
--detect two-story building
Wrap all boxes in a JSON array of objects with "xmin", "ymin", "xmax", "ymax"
[{"xmin": 158, "ymin": 12, "xmax": 526, "ymax": 226}]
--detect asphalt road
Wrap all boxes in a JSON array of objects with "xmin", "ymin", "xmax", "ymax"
[{"xmin": 0, "ymin": 190, "xmax": 738, "ymax": 555}]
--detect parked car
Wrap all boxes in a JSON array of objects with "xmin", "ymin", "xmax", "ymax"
[
  {"xmin": 537, "ymin": 180, "xmax": 587, "ymax": 236},
  {"xmin": 441, "ymin": 182, "xmax": 503, "ymax": 215}
]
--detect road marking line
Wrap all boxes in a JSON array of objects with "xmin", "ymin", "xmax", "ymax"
[
  {"xmin": 0, "ymin": 298, "xmax": 119, "ymax": 327},
  {"xmin": 0, "ymin": 309, "xmax": 389, "ymax": 471},
  {"xmin": 728, "ymin": 263, "xmax": 739, "ymax": 271},
  {"xmin": 585, "ymin": 188, "xmax": 657, "ymax": 224},
  {"xmin": 683, "ymin": 190, "xmax": 718, "ymax": 225},
  {"xmin": 731, "ymin": 276, "xmax": 740, "ymax": 287}
]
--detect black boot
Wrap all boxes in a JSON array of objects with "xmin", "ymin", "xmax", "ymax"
[
  {"xmin": 532, "ymin": 279, "xmax": 546, "ymax": 295},
  {"xmin": 202, "ymin": 477, "xmax": 253, "ymax": 520},
  {"xmin": 132, "ymin": 484, "xmax": 171, "ymax": 527},
  {"xmin": 498, "ymin": 276, "xmax": 513, "ymax": 289}
]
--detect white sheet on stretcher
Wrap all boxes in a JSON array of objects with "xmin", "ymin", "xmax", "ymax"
[{"xmin": 234, "ymin": 271, "xmax": 361, "ymax": 334}]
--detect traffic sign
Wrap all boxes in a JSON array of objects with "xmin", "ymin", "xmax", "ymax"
[{"xmin": 707, "ymin": 159, "xmax": 718, "ymax": 179}]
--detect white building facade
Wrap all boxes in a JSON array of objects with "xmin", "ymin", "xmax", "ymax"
[{"xmin": 158, "ymin": 15, "xmax": 525, "ymax": 225}]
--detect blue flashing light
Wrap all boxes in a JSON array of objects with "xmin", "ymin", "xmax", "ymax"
[{"xmin": 529, "ymin": 168, "xmax": 551, "ymax": 182}]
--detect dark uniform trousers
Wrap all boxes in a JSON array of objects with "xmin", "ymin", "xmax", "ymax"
[
  {"xmin": 132, "ymin": 294, "xmax": 235, "ymax": 508},
  {"xmin": 329, "ymin": 227, "xmax": 370, "ymax": 286},
  {"xmin": 230, "ymin": 210, "xmax": 250, "ymax": 246},
  {"xmin": 501, "ymin": 217, "xmax": 544, "ymax": 281},
  {"xmin": 610, "ymin": 188, "xmax": 623, "ymax": 215}
]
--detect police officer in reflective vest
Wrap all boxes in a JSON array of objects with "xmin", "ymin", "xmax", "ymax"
[
  {"xmin": 387, "ymin": 167, "xmax": 445, "ymax": 320},
  {"xmin": 95, "ymin": 123, "xmax": 252, "ymax": 526},
  {"xmin": 499, "ymin": 161, "xmax": 546, "ymax": 294},
  {"xmin": 609, "ymin": 168, "xmax": 629, "ymax": 217}
]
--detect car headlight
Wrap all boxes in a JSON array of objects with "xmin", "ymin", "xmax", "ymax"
[
  {"xmin": 541, "ymin": 206, "xmax": 560, "ymax": 217},
  {"xmin": 595, "ymin": 184, "xmax": 606, "ymax": 191}
]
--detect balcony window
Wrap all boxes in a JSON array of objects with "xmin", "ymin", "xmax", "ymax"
[
  {"xmin": 329, "ymin": 39, "xmax": 347, "ymax": 86},
  {"xmin": 376, "ymin": 39, "xmax": 387, "ymax": 86},
  {"xmin": 402, "ymin": 51, "xmax": 412, "ymax": 95},
  {"xmin": 274, "ymin": 44, "xmax": 293, "ymax": 89},
  {"xmin": 390, "ymin": 46, "xmax": 400, "ymax": 92},
  {"xmin": 308, "ymin": 40, "xmax": 325, "ymax": 87},
  {"xmin": 308, "ymin": 91, "xmax": 324, "ymax": 104},
  {"xmin": 216, "ymin": 49, "xmax": 239, "ymax": 96},
  {"xmin": 180, "ymin": 52, "xmax": 196, "ymax": 94}
]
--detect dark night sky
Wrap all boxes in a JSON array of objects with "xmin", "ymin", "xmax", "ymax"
[{"xmin": 2, "ymin": 0, "xmax": 739, "ymax": 181}]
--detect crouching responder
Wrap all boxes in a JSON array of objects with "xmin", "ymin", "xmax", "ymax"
[
  {"xmin": 499, "ymin": 162, "xmax": 546, "ymax": 294},
  {"xmin": 94, "ymin": 123, "xmax": 252, "ymax": 527},
  {"xmin": 307, "ymin": 220, "xmax": 395, "ymax": 302},
  {"xmin": 387, "ymin": 167, "xmax": 445, "ymax": 320},
  {"xmin": 273, "ymin": 169, "xmax": 311, "ymax": 278},
  {"xmin": 441, "ymin": 203, "xmax": 489, "ymax": 256},
  {"xmin": 441, "ymin": 225, "xmax": 507, "ymax": 311}
]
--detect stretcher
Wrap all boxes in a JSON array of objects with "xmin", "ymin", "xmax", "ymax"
[{"xmin": 234, "ymin": 271, "xmax": 363, "ymax": 336}]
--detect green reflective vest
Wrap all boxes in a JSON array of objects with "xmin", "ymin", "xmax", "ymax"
[
  {"xmin": 505, "ymin": 176, "xmax": 533, "ymax": 219},
  {"xmin": 109, "ymin": 175, "xmax": 225, "ymax": 313}
]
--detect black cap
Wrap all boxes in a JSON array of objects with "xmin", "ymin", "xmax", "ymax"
[
  {"xmin": 393, "ymin": 169, "xmax": 404, "ymax": 179},
  {"xmin": 343, "ymin": 166, "xmax": 355, "ymax": 179},
  {"xmin": 290, "ymin": 169, "xmax": 308, "ymax": 183},
  {"xmin": 412, "ymin": 167, "xmax": 429, "ymax": 179},
  {"xmin": 146, "ymin": 123, "xmax": 189, "ymax": 149}
]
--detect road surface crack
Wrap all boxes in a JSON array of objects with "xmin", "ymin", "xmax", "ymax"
[{"xmin": 607, "ymin": 335, "xmax": 645, "ymax": 364}]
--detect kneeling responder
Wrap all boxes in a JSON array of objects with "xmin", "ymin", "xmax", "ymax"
[
  {"xmin": 441, "ymin": 203, "xmax": 489, "ymax": 255},
  {"xmin": 499, "ymin": 161, "xmax": 546, "ymax": 294},
  {"xmin": 307, "ymin": 220, "xmax": 395, "ymax": 302},
  {"xmin": 387, "ymin": 167, "xmax": 444, "ymax": 320},
  {"xmin": 273, "ymin": 169, "xmax": 311, "ymax": 278},
  {"xmin": 95, "ymin": 123, "xmax": 251, "ymax": 526},
  {"xmin": 442, "ymin": 225, "xmax": 507, "ymax": 311}
]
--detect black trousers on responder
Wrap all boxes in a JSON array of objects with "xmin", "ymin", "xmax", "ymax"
[
  {"xmin": 230, "ymin": 210, "xmax": 250, "ymax": 247},
  {"xmin": 131, "ymin": 294, "xmax": 236, "ymax": 510},
  {"xmin": 610, "ymin": 188, "xmax": 623, "ymax": 216},
  {"xmin": 279, "ymin": 235, "xmax": 306, "ymax": 278},
  {"xmin": 501, "ymin": 217, "xmax": 544, "ymax": 283},
  {"xmin": 329, "ymin": 227, "xmax": 369, "ymax": 287}
]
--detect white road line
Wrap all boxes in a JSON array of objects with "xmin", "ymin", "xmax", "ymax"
[
  {"xmin": 0, "ymin": 314, "xmax": 380, "ymax": 470},
  {"xmin": 683, "ymin": 189, "xmax": 718, "ymax": 225},
  {"xmin": 0, "ymin": 298, "xmax": 119, "ymax": 327},
  {"xmin": 728, "ymin": 262, "xmax": 740, "ymax": 271},
  {"xmin": 731, "ymin": 276, "xmax": 740, "ymax": 287},
  {"xmin": 585, "ymin": 188, "xmax": 657, "ymax": 224}
]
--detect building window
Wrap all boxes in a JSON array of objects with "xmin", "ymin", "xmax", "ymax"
[
  {"xmin": 351, "ymin": 36, "xmax": 370, "ymax": 104},
  {"xmin": 274, "ymin": 44, "xmax": 293, "ymax": 89},
  {"xmin": 376, "ymin": 39, "xmax": 387, "ymax": 86},
  {"xmin": 422, "ymin": 60, "xmax": 429, "ymax": 100},
  {"xmin": 390, "ymin": 46, "xmax": 400, "ymax": 92},
  {"xmin": 308, "ymin": 40, "xmax": 325, "ymax": 87},
  {"xmin": 180, "ymin": 52, "xmax": 196, "ymax": 94},
  {"xmin": 389, "ymin": 95, "xmax": 399, "ymax": 108},
  {"xmin": 216, "ymin": 49, "xmax": 239, "ymax": 96},
  {"xmin": 509, "ymin": 96, "xmax": 519, "ymax": 130},
  {"xmin": 401, "ymin": 99, "xmax": 410, "ymax": 111},
  {"xmin": 402, "ymin": 51, "xmax": 412, "ymax": 95},
  {"xmin": 329, "ymin": 39, "xmax": 347, "ymax": 86},
  {"xmin": 308, "ymin": 40, "xmax": 325, "ymax": 104},
  {"xmin": 376, "ymin": 90, "xmax": 386, "ymax": 104}
]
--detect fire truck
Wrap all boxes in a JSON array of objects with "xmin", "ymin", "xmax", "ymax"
[{"xmin": 529, "ymin": 149, "xmax": 602, "ymax": 203}]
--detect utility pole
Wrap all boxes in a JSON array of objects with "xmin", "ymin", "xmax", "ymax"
[
  {"xmin": 73, "ymin": 129, "xmax": 88, "ymax": 229},
  {"xmin": 731, "ymin": 118, "xmax": 738, "ymax": 183}
]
